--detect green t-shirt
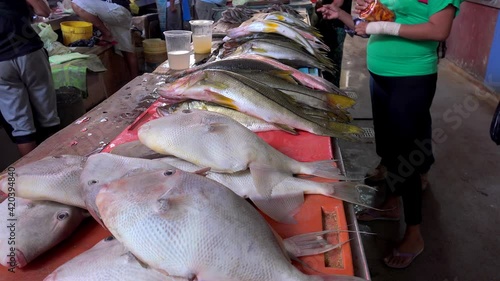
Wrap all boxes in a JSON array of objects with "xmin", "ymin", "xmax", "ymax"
[{"xmin": 367, "ymin": 0, "xmax": 463, "ymax": 77}]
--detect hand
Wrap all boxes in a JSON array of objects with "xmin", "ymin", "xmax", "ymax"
[
  {"xmin": 317, "ymin": 4, "xmax": 340, "ymax": 20},
  {"xmin": 169, "ymin": 5, "xmax": 177, "ymax": 13},
  {"xmin": 355, "ymin": 21, "xmax": 369, "ymax": 35},
  {"xmin": 354, "ymin": 0, "xmax": 374, "ymax": 15}
]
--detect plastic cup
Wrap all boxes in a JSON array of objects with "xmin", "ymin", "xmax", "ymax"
[
  {"xmin": 163, "ymin": 30, "xmax": 192, "ymax": 70},
  {"xmin": 189, "ymin": 20, "xmax": 214, "ymax": 54},
  {"xmin": 358, "ymin": 0, "xmax": 395, "ymax": 22}
]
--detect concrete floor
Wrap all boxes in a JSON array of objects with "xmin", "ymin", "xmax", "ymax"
[
  {"xmin": 339, "ymin": 36, "xmax": 500, "ymax": 281},
  {"xmin": 1, "ymin": 33, "xmax": 499, "ymax": 281}
]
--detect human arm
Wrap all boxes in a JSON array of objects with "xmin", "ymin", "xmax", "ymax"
[
  {"xmin": 317, "ymin": 4, "xmax": 356, "ymax": 30},
  {"xmin": 354, "ymin": 0, "xmax": 458, "ymax": 41},
  {"xmin": 169, "ymin": 0, "xmax": 177, "ymax": 12},
  {"xmin": 26, "ymin": 0, "xmax": 51, "ymax": 17}
]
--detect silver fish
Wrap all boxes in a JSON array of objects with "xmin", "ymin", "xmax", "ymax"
[
  {"xmin": 96, "ymin": 168, "xmax": 366, "ymax": 281},
  {"xmin": 44, "ymin": 236, "xmax": 171, "ymax": 281},
  {"xmin": 0, "ymin": 198, "xmax": 87, "ymax": 268},
  {"xmin": 0, "ymin": 155, "xmax": 87, "ymax": 209}
]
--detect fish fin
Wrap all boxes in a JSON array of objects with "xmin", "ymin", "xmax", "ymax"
[
  {"xmin": 205, "ymin": 91, "xmax": 239, "ymax": 110},
  {"xmin": 326, "ymin": 122, "xmax": 363, "ymax": 135},
  {"xmin": 298, "ymin": 160, "xmax": 346, "ymax": 180},
  {"xmin": 126, "ymin": 252, "xmax": 150, "ymax": 269},
  {"xmin": 200, "ymin": 80, "xmax": 228, "ymax": 90},
  {"xmin": 268, "ymin": 70, "xmax": 299, "ymax": 84},
  {"xmin": 324, "ymin": 182, "xmax": 383, "ymax": 210},
  {"xmin": 284, "ymin": 230, "xmax": 353, "ymax": 258},
  {"xmin": 250, "ymin": 193, "xmax": 303, "ymax": 224},
  {"xmin": 194, "ymin": 167, "xmax": 211, "ymax": 176},
  {"xmin": 250, "ymin": 47, "xmax": 268, "ymax": 54},
  {"xmin": 326, "ymin": 94, "xmax": 356, "ymax": 109},
  {"xmin": 272, "ymin": 123, "xmax": 298, "ymax": 135}
]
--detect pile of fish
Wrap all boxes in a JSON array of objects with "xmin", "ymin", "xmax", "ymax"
[
  {"xmin": 160, "ymin": 10, "xmax": 363, "ymax": 141},
  {"xmin": 0, "ymin": 9, "xmax": 375, "ymax": 281}
]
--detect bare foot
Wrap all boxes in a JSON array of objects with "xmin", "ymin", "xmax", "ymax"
[{"xmin": 384, "ymin": 225, "xmax": 425, "ymax": 268}]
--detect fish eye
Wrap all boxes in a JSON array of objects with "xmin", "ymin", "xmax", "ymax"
[
  {"xmin": 104, "ymin": 236, "xmax": 115, "ymax": 241},
  {"xmin": 57, "ymin": 211, "xmax": 70, "ymax": 221},
  {"xmin": 182, "ymin": 109, "xmax": 191, "ymax": 114},
  {"xmin": 88, "ymin": 179, "xmax": 99, "ymax": 185},
  {"xmin": 163, "ymin": 169, "xmax": 175, "ymax": 176}
]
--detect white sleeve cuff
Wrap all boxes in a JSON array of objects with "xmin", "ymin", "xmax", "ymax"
[{"xmin": 366, "ymin": 22, "xmax": 401, "ymax": 36}]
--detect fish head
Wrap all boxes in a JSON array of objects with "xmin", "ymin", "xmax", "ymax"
[
  {"xmin": 0, "ymin": 199, "xmax": 87, "ymax": 268},
  {"xmin": 159, "ymin": 71, "xmax": 207, "ymax": 98}
]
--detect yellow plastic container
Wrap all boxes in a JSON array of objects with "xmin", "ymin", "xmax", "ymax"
[
  {"xmin": 143, "ymin": 38, "xmax": 167, "ymax": 53},
  {"xmin": 60, "ymin": 21, "xmax": 93, "ymax": 46}
]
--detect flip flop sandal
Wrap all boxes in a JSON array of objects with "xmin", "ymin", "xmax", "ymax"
[
  {"xmin": 356, "ymin": 208, "xmax": 400, "ymax": 222},
  {"xmin": 384, "ymin": 248, "xmax": 424, "ymax": 269}
]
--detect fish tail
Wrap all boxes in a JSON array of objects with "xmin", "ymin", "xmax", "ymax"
[
  {"xmin": 323, "ymin": 182, "xmax": 381, "ymax": 210},
  {"xmin": 297, "ymin": 160, "xmax": 343, "ymax": 180},
  {"xmin": 326, "ymin": 122, "xmax": 363, "ymax": 135}
]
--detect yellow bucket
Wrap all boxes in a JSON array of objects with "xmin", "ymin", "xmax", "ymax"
[
  {"xmin": 60, "ymin": 21, "xmax": 93, "ymax": 46},
  {"xmin": 143, "ymin": 39, "xmax": 167, "ymax": 53}
]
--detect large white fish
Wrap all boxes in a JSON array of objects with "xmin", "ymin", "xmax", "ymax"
[
  {"xmin": 138, "ymin": 110, "xmax": 346, "ymax": 197},
  {"xmin": 157, "ymin": 156, "xmax": 378, "ymax": 224},
  {"xmin": 0, "ymin": 198, "xmax": 88, "ymax": 268},
  {"xmin": 96, "ymin": 168, "xmax": 365, "ymax": 281},
  {"xmin": 44, "ymin": 236, "xmax": 172, "ymax": 281},
  {"xmin": 0, "ymin": 155, "xmax": 87, "ymax": 208},
  {"xmin": 80, "ymin": 153, "xmax": 177, "ymax": 224}
]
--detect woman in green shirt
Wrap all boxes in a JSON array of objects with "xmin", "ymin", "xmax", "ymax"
[{"xmin": 319, "ymin": 0, "xmax": 463, "ymax": 269}]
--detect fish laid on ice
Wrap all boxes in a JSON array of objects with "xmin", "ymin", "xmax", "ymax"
[
  {"xmin": 44, "ymin": 236, "xmax": 170, "ymax": 281},
  {"xmin": 80, "ymin": 153, "xmax": 176, "ymax": 224},
  {"xmin": 157, "ymin": 156, "xmax": 378, "ymax": 223},
  {"xmin": 159, "ymin": 69, "xmax": 362, "ymax": 138},
  {"xmin": 157, "ymin": 101, "xmax": 296, "ymax": 134},
  {"xmin": 139, "ymin": 110, "xmax": 345, "ymax": 186},
  {"xmin": 0, "ymin": 198, "xmax": 87, "ymax": 268},
  {"xmin": 0, "ymin": 155, "xmax": 87, "ymax": 208},
  {"xmin": 96, "ymin": 168, "xmax": 366, "ymax": 281}
]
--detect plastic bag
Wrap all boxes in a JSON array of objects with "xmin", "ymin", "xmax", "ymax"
[
  {"xmin": 57, "ymin": 0, "xmax": 74, "ymax": 14},
  {"xmin": 37, "ymin": 23, "xmax": 58, "ymax": 49},
  {"xmin": 359, "ymin": 0, "xmax": 395, "ymax": 22},
  {"xmin": 490, "ymin": 101, "xmax": 500, "ymax": 145}
]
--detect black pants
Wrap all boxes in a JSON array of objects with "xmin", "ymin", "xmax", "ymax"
[{"xmin": 370, "ymin": 72, "xmax": 438, "ymax": 225}]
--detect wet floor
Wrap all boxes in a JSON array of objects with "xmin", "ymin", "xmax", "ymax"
[{"xmin": 338, "ymin": 35, "xmax": 500, "ymax": 281}]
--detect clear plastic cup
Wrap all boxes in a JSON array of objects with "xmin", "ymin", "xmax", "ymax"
[
  {"xmin": 189, "ymin": 20, "xmax": 214, "ymax": 54},
  {"xmin": 359, "ymin": 0, "xmax": 395, "ymax": 22},
  {"xmin": 163, "ymin": 30, "xmax": 192, "ymax": 70}
]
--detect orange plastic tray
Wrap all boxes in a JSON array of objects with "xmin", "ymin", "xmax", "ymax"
[{"xmin": 1, "ymin": 100, "xmax": 353, "ymax": 280}]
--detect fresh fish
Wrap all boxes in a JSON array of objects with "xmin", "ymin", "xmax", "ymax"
[
  {"xmin": 156, "ymin": 101, "xmax": 296, "ymax": 134},
  {"xmin": 80, "ymin": 153, "xmax": 176, "ymax": 225},
  {"xmin": 264, "ymin": 19, "xmax": 330, "ymax": 51},
  {"xmin": 230, "ymin": 38, "xmax": 333, "ymax": 72},
  {"xmin": 264, "ymin": 11, "xmax": 311, "ymax": 30},
  {"xmin": 138, "ymin": 110, "xmax": 349, "ymax": 200},
  {"xmin": 156, "ymin": 156, "xmax": 379, "ymax": 223},
  {"xmin": 241, "ymin": 71, "xmax": 355, "ymax": 110},
  {"xmin": 44, "ymin": 236, "xmax": 170, "ymax": 281},
  {"xmin": 166, "ymin": 55, "xmax": 338, "ymax": 92},
  {"xmin": 159, "ymin": 69, "xmax": 362, "ymax": 138},
  {"xmin": 0, "ymin": 198, "xmax": 87, "ymax": 268},
  {"xmin": 96, "ymin": 168, "xmax": 366, "ymax": 281},
  {"xmin": 0, "ymin": 155, "xmax": 87, "ymax": 208},
  {"xmin": 225, "ymin": 20, "xmax": 317, "ymax": 56}
]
